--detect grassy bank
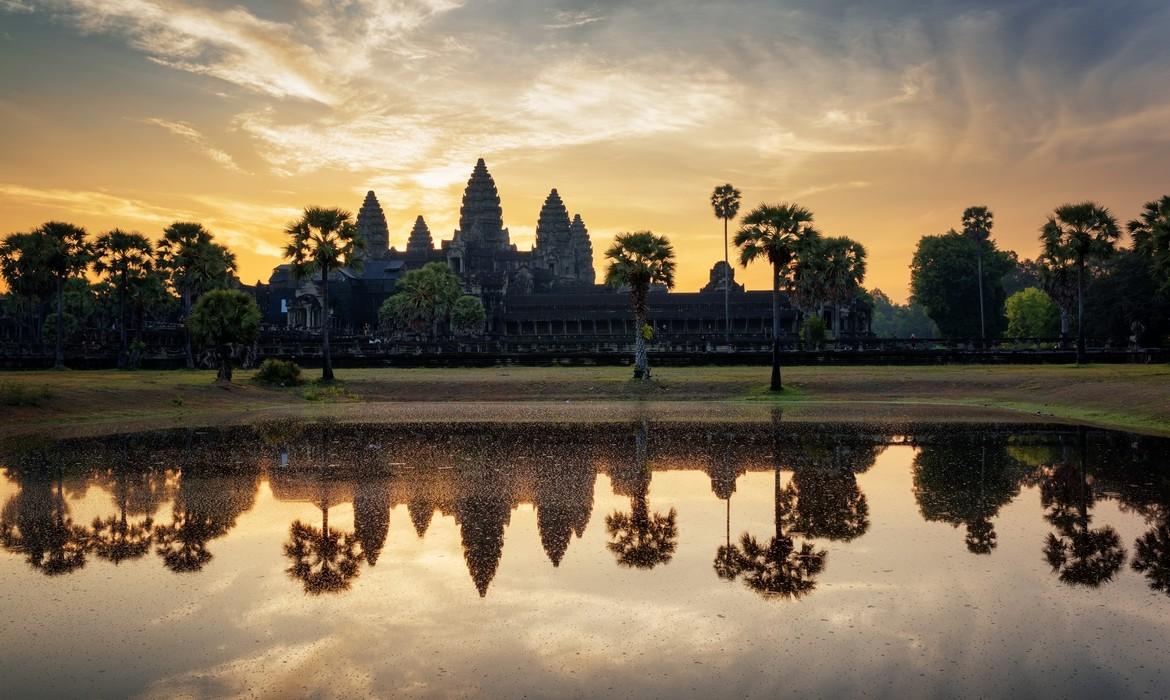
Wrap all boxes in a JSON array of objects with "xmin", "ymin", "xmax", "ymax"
[{"xmin": 0, "ymin": 364, "xmax": 1167, "ymax": 438}]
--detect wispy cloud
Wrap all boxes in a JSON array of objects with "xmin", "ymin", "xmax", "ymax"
[
  {"xmin": 544, "ymin": 10, "xmax": 605, "ymax": 30},
  {"xmin": 144, "ymin": 117, "xmax": 243, "ymax": 172}
]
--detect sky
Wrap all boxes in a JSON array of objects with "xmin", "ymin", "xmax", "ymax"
[{"xmin": 1, "ymin": 0, "xmax": 1169, "ymax": 300}]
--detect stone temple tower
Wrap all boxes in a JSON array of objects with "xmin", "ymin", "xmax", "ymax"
[
  {"xmin": 356, "ymin": 190, "xmax": 390, "ymax": 259},
  {"xmin": 569, "ymin": 214, "xmax": 595, "ymax": 285},
  {"xmin": 406, "ymin": 215, "xmax": 433, "ymax": 253},
  {"xmin": 454, "ymin": 158, "xmax": 509, "ymax": 248},
  {"xmin": 535, "ymin": 188, "xmax": 572, "ymax": 276}
]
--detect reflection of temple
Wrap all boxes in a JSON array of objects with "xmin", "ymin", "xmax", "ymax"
[{"xmin": 253, "ymin": 159, "xmax": 870, "ymax": 338}]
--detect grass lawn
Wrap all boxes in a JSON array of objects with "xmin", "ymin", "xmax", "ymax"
[{"xmin": 0, "ymin": 363, "xmax": 1167, "ymax": 438}]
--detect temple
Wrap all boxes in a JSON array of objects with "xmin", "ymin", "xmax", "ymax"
[{"xmin": 254, "ymin": 159, "xmax": 869, "ymax": 340}]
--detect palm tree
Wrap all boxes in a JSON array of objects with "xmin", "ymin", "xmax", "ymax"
[
  {"xmin": 0, "ymin": 232, "xmax": 56, "ymax": 345},
  {"xmin": 93, "ymin": 229, "xmax": 155, "ymax": 368},
  {"xmin": 711, "ymin": 184, "xmax": 742, "ymax": 341},
  {"xmin": 284, "ymin": 505, "xmax": 363, "ymax": 595},
  {"xmin": 0, "ymin": 470, "xmax": 90, "ymax": 576},
  {"xmin": 603, "ymin": 231, "xmax": 676, "ymax": 380},
  {"xmin": 1128, "ymin": 195, "xmax": 1170, "ymax": 297},
  {"xmin": 961, "ymin": 206, "xmax": 993, "ymax": 344},
  {"xmin": 284, "ymin": 207, "xmax": 364, "ymax": 382},
  {"xmin": 822, "ymin": 237, "xmax": 867, "ymax": 341},
  {"xmin": 1040, "ymin": 203, "xmax": 1120, "ymax": 363},
  {"xmin": 39, "ymin": 222, "xmax": 91, "ymax": 369},
  {"xmin": 156, "ymin": 222, "xmax": 238, "ymax": 369},
  {"xmin": 734, "ymin": 203, "xmax": 820, "ymax": 391},
  {"xmin": 1038, "ymin": 232, "xmax": 1078, "ymax": 347}
]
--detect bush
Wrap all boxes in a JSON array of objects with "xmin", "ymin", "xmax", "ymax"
[
  {"xmin": 255, "ymin": 358, "xmax": 303, "ymax": 386},
  {"xmin": 800, "ymin": 316, "xmax": 826, "ymax": 349}
]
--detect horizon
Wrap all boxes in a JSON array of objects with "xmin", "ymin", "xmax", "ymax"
[{"xmin": 2, "ymin": 1, "xmax": 1169, "ymax": 301}]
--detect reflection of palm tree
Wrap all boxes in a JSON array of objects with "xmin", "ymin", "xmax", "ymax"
[
  {"xmin": 716, "ymin": 410, "xmax": 826, "ymax": 599},
  {"xmin": 284, "ymin": 511, "xmax": 362, "ymax": 595},
  {"xmin": 1133, "ymin": 523, "xmax": 1170, "ymax": 594},
  {"xmin": 606, "ymin": 419, "xmax": 678, "ymax": 569},
  {"xmin": 1040, "ymin": 430, "xmax": 1125, "ymax": 587},
  {"xmin": 90, "ymin": 514, "xmax": 153, "ymax": 565},
  {"xmin": 0, "ymin": 470, "xmax": 90, "ymax": 576},
  {"xmin": 154, "ymin": 472, "xmax": 258, "ymax": 573},
  {"xmin": 783, "ymin": 467, "xmax": 869, "ymax": 543}
]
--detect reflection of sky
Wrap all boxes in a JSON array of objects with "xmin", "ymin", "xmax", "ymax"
[{"xmin": 1, "ymin": 445, "xmax": 1169, "ymax": 697}]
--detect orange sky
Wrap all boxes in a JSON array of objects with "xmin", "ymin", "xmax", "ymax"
[{"xmin": 2, "ymin": 1, "xmax": 1168, "ymax": 301}]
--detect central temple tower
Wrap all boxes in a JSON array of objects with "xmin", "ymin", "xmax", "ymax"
[{"xmin": 454, "ymin": 158, "xmax": 509, "ymax": 248}]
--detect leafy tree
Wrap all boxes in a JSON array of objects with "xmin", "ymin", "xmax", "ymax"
[
  {"xmin": 93, "ymin": 229, "xmax": 155, "ymax": 368},
  {"xmin": 1040, "ymin": 202, "xmax": 1120, "ymax": 363},
  {"xmin": 909, "ymin": 230, "xmax": 1013, "ymax": 339},
  {"xmin": 604, "ymin": 231, "xmax": 676, "ymax": 380},
  {"xmin": 0, "ymin": 471, "xmax": 90, "ymax": 576},
  {"xmin": 156, "ymin": 222, "xmax": 237, "ymax": 368},
  {"xmin": 710, "ymin": 183, "xmax": 742, "ymax": 339},
  {"xmin": 1083, "ymin": 250, "xmax": 1170, "ymax": 347},
  {"xmin": 284, "ymin": 207, "xmax": 363, "ymax": 382},
  {"xmin": 867, "ymin": 289, "xmax": 938, "ymax": 338},
  {"xmin": 451, "ymin": 295, "xmax": 486, "ymax": 336},
  {"xmin": 379, "ymin": 261, "xmax": 462, "ymax": 338},
  {"xmin": 1004, "ymin": 288, "xmax": 1060, "ymax": 339},
  {"xmin": 735, "ymin": 203, "xmax": 820, "ymax": 391},
  {"xmin": 38, "ymin": 222, "xmax": 92, "ymax": 368},
  {"xmin": 961, "ymin": 206, "xmax": 994, "ymax": 341},
  {"xmin": 187, "ymin": 289, "xmax": 260, "ymax": 382}
]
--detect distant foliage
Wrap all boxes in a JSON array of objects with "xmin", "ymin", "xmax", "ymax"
[
  {"xmin": 379, "ymin": 262, "xmax": 467, "ymax": 338},
  {"xmin": 868, "ymin": 290, "xmax": 938, "ymax": 338},
  {"xmin": 1005, "ymin": 288, "xmax": 1060, "ymax": 338},
  {"xmin": 255, "ymin": 358, "xmax": 304, "ymax": 386}
]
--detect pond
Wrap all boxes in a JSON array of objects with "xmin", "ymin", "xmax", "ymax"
[{"xmin": 1, "ymin": 418, "xmax": 1168, "ymax": 698}]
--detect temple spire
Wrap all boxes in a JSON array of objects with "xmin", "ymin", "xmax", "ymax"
[
  {"xmin": 356, "ymin": 190, "xmax": 390, "ymax": 259},
  {"xmin": 407, "ymin": 215, "xmax": 433, "ymax": 253},
  {"xmin": 455, "ymin": 158, "xmax": 507, "ymax": 247}
]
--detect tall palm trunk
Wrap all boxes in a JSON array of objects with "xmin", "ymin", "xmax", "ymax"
[
  {"xmin": 1075, "ymin": 259, "xmax": 1085, "ymax": 365},
  {"xmin": 54, "ymin": 277, "xmax": 65, "ymax": 370},
  {"xmin": 1059, "ymin": 308, "xmax": 1069, "ymax": 348},
  {"xmin": 770, "ymin": 265, "xmax": 782, "ymax": 391},
  {"xmin": 321, "ymin": 268, "xmax": 334, "ymax": 382},
  {"xmin": 633, "ymin": 286, "xmax": 649, "ymax": 380},
  {"xmin": 182, "ymin": 287, "xmax": 194, "ymax": 369},
  {"xmin": 976, "ymin": 251, "xmax": 985, "ymax": 347},
  {"xmin": 217, "ymin": 343, "xmax": 232, "ymax": 382},
  {"xmin": 723, "ymin": 217, "xmax": 730, "ymax": 342},
  {"xmin": 117, "ymin": 274, "xmax": 128, "ymax": 369}
]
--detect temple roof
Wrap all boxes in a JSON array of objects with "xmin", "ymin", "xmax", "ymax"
[{"xmin": 457, "ymin": 158, "xmax": 506, "ymax": 246}]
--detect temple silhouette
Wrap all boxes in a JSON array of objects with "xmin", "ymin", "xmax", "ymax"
[{"xmin": 254, "ymin": 158, "xmax": 871, "ymax": 338}]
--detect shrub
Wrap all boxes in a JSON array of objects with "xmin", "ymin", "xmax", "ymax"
[
  {"xmin": 800, "ymin": 316, "xmax": 826, "ymax": 349},
  {"xmin": 255, "ymin": 358, "xmax": 304, "ymax": 386},
  {"xmin": 302, "ymin": 383, "xmax": 357, "ymax": 402}
]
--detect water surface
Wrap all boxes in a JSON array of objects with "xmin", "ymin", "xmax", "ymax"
[{"xmin": 1, "ymin": 420, "xmax": 1168, "ymax": 698}]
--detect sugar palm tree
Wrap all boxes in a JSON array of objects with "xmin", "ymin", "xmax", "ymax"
[
  {"xmin": 93, "ymin": 229, "xmax": 155, "ymax": 368},
  {"xmin": 822, "ymin": 237, "xmax": 867, "ymax": 340},
  {"xmin": 734, "ymin": 203, "xmax": 820, "ymax": 391},
  {"xmin": 1040, "ymin": 203, "xmax": 1120, "ymax": 363},
  {"xmin": 711, "ymin": 184, "xmax": 742, "ymax": 340},
  {"xmin": 284, "ymin": 505, "xmax": 363, "ymax": 595},
  {"xmin": 1128, "ymin": 195, "xmax": 1170, "ymax": 297},
  {"xmin": 606, "ymin": 418, "xmax": 678, "ymax": 569},
  {"xmin": 604, "ymin": 231, "xmax": 676, "ymax": 380},
  {"xmin": 39, "ymin": 222, "xmax": 91, "ymax": 369},
  {"xmin": 156, "ymin": 222, "xmax": 237, "ymax": 369},
  {"xmin": 0, "ymin": 232, "xmax": 55, "ymax": 345},
  {"xmin": 284, "ymin": 207, "xmax": 364, "ymax": 382},
  {"xmin": 1038, "ymin": 232, "xmax": 1078, "ymax": 347},
  {"xmin": 961, "ymin": 206, "xmax": 994, "ymax": 343}
]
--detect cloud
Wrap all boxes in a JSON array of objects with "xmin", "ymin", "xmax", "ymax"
[
  {"xmin": 144, "ymin": 117, "xmax": 243, "ymax": 172},
  {"xmin": 544, "ymin": 10, "xmax": 605, "ymax": 30}
]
